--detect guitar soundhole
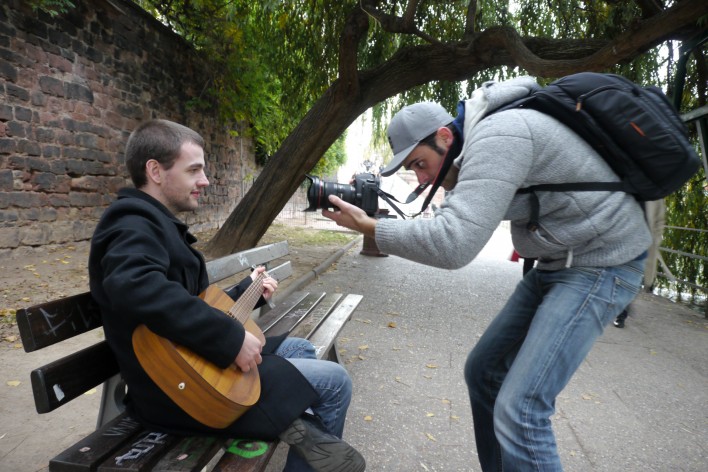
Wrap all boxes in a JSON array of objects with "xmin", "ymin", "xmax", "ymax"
[{"xmin": 178, "ymin": 382, "xmax": 186, "ymax": 390}]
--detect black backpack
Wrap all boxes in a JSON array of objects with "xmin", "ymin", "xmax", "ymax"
[{"xmin": 495, "ymin": 72, "xmax": 702, "ymax": 229}]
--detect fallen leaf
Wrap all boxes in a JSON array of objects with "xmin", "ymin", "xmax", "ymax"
[
  {"xmin": 4, "ymin": 335, "xmax": 18, "ymax": 343},
  {"xmin": 581, "ymin": 394, "xmax": 593, "ymax": 400},
  {"xmin": 425, "ymin": 433, "xmax": 437, "ymax": 442},
  {"xmin": 358, "ymin": 345, "xmax": 368, "ymax": 350},
  {"xmin": 363, "ymin": 415, "xmax": 373, "ymax": 421},
  {"xmin": 426, "ymin": 412, "xmax": 435, "ymax": 417},
  {"xmin": 394, "ymin": 377, "xmax": 410, "ymax": 387},
  {"xmin": 441, "ymin": 399, "xmax": 450, "ymax": 404},
  {"xmin": 7, "ymin": 380, "xmax": 21, "ymax": 387},
  {"xmin": 387, "ymin": 322, "xmax": 397, "ymax": 328},
  {"xmin": 84, "ymin": 388, "xmax": 97, "ymax": 395},
  {"xmin": 425, "ymin": 363, "xmax": 438, "ymax": 369}
]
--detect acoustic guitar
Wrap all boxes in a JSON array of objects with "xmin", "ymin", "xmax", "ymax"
[{"xmin": 132, "ymin": 272, "xmax": 268, "ymax": 429}]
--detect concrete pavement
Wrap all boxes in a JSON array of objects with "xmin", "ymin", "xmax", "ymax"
[
  {"xmin": 269, "ymin": 227, "xmax": 707, "ymax": 471},
  {"xmin": 1, "ymin": 227, "xmax": 706, "ymax": 471}
]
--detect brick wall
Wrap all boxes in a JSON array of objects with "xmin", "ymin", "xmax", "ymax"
[{"xmin": 0, "ymin": 0, "xmax": 258, "ymax": 252}]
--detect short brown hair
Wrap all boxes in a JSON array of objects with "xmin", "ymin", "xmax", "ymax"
[{"xmin": 125, "ymin": 119, "xmax": 205, "ymax": 188}]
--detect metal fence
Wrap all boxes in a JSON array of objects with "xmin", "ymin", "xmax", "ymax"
[{"xmin": 273, "ymin": 185, "xmax": 344, "ymax": 231}]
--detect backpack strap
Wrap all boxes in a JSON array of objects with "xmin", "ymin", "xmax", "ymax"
[{"xmin": 517, "ymin": 181, "xmax": 633, "ymax": 231}]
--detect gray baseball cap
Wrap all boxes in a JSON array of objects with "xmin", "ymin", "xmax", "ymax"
[{"xmin": 382, "ymin": 102, "xmax": 454, "ymax": 177}]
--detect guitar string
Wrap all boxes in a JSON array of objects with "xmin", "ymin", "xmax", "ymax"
[{"xmin": 226, "ymin": 272, "xmax": 267, "ymax": 323}]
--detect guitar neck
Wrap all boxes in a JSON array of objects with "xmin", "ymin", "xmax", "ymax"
[{"xmin": 228, "ymin": 272, "xmax": 267, "ymax": 324}]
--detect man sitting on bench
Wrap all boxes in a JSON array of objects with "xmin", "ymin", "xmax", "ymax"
[{"xmin": 88, "ymin": 119, "xmax": 365, "ymax": 472}]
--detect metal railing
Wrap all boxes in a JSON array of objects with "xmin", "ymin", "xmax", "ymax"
[{"xmin": 653, "ymin": 105, "xmax": 708, "ymax": 316}]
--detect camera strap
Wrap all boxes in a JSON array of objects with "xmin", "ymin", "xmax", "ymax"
[{"xmin": 373, "ymin": 187, "xmax": 411, "ymax": 219}]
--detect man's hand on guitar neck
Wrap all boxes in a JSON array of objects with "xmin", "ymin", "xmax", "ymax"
[
  {"xmin": 251, "ymin": 265, "xmax": 278, "ymax": 300},
  {"xmin": 235, "ymin": 331, "xmax": 264, "ymax": 373}
]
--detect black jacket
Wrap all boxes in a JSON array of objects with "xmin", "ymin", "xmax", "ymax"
[{"xmin": 88, "ymin": 188, "xmax": 317, "ymax": 438}]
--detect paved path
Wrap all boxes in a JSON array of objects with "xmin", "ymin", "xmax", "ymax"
[
  {"xmin": 2, "ymin": 228, "xmax": 706, "ymax": 471},
  {"xmin": 269, "ymin": 228, "xmax": 707, "ymax": 471}
]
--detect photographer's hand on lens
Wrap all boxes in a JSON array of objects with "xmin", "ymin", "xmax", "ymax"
[{"xmin": 322, "ymin": 195, "xmax": 377, "ymax": 238}]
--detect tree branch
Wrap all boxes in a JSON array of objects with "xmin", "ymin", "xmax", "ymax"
[
  {"xmin": 359, "ymin": 0, "xmax": 440, "ymax": 44},
  {"xmin": 338, "ymin": 5, "xmax": 369, "ymax": 90},
  {"xmin": 465, "ymin": 0, "xmax": 478, "ymax": 38},
  {"xmin": 474, "ymin": 0, "xmax": 708, "ymax": 76},
  {"xmin": 402, "ymin": 0, "xmax": 419, "ymax": 29}
]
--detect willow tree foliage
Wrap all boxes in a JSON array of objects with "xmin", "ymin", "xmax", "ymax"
[{"xmin": 131, "ymin": 1, "xmax": 708, "ymax": 301}]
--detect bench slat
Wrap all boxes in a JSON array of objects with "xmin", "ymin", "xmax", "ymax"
[
  {"xmin": 290, "ymin": 293, "xmax": 343, "ymax": 340},
  {"xmin": 17, "ymin": 291, "xmax": 101, "ymax": 352},
  {"xmin": 254, "ymin": 292, "xmax": 308, "ymax": 332},
  {"xmin": 150, "ymin": 435, "xmax": 224, "ymax": 472},
  {"xmin": 50, "ymin": 413, "xmax": 144, "ymax": 472},
  {"xmin": 32, "ymin": 340, "xmax": 119, "ymax": 414},
  {"xmin": 308, "ymin": 294, "xmax": 363, "ymax": 361},
  {"xmin": 260, "ymin": 292, "xmax": 326, "ymax": 337},
  {"xmin": 265, "ymin": 261, "xmax": 293, "ymax": 284},
  {"xmin": 97, "ymin": 430, "xmax": 180, "ymax": 472},
  {"xmin": 212, "ymin": 438, "xmax": 278, "ymax": 472},
  {"xmin": 206, "ymin": 242, "xmax": 289, "ymax": 284}
]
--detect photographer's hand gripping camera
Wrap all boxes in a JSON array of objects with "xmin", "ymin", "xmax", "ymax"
[{"xmin": 304, "ymin": 173, "xmax": 424, "ymax": 219}]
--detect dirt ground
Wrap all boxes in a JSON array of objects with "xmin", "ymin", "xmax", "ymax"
[{"xmin": 0, "ymin": 226, "xmax": 358, "ymax": 345}]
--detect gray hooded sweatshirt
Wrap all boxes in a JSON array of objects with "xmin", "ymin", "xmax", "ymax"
[{"xmin": 375, "ymin": 77, "xmax": 652, "ymax": 271}]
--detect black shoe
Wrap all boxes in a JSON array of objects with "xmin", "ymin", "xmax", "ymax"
[
  {"xmin": 613, "ymin": 318, "xmax": 625, "ymax": 328},
  {"xmin": 279, "ymin": 414, "xmax": 365, "ymax": 472}
]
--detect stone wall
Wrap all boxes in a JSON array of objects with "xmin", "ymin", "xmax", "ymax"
[{"xmin": 0, "ymin": 0, "xmax": 257, "ymax": 251}]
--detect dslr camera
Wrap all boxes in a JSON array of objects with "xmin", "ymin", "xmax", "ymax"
[{"xmin": 305, "ymin": 173, "xmax": 381, "ymax": 216}]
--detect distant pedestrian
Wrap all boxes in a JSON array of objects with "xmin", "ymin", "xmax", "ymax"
[{"xmin": 614, "ymin": 308, "xmax": 629, "ymax": 328}]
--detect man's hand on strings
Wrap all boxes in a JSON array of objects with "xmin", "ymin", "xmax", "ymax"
[{"xmin": 251, "ymin": 265, "xmax": 278, "ymax": 300}]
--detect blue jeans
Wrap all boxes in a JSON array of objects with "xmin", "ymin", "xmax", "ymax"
[
  {"xmin": 465, "ymin": 255, "xmax": 645, "ymax": 471},
  {"xmin": 275, "ymin": 337, "xmax": 353, "ymax": 472}
]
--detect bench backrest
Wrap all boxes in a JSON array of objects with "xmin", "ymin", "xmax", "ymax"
[{"xmin": 16, "ymin": 241, "xmax": 291, "ymax": 415}]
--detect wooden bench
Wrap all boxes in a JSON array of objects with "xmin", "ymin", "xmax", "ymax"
[{"xmin": 17, "ymin": 240, "xmax": 363, "ymax": 472}]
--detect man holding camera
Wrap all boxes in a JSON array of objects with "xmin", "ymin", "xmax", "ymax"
[{"xmin": 322, "ymin": 76, "xmax": 650, "ymax": 471}]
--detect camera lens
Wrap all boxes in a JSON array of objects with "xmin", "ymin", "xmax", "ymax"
[{"xmin": 305, "ymin": 175, "xmax": 356, "ymax": 211}]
